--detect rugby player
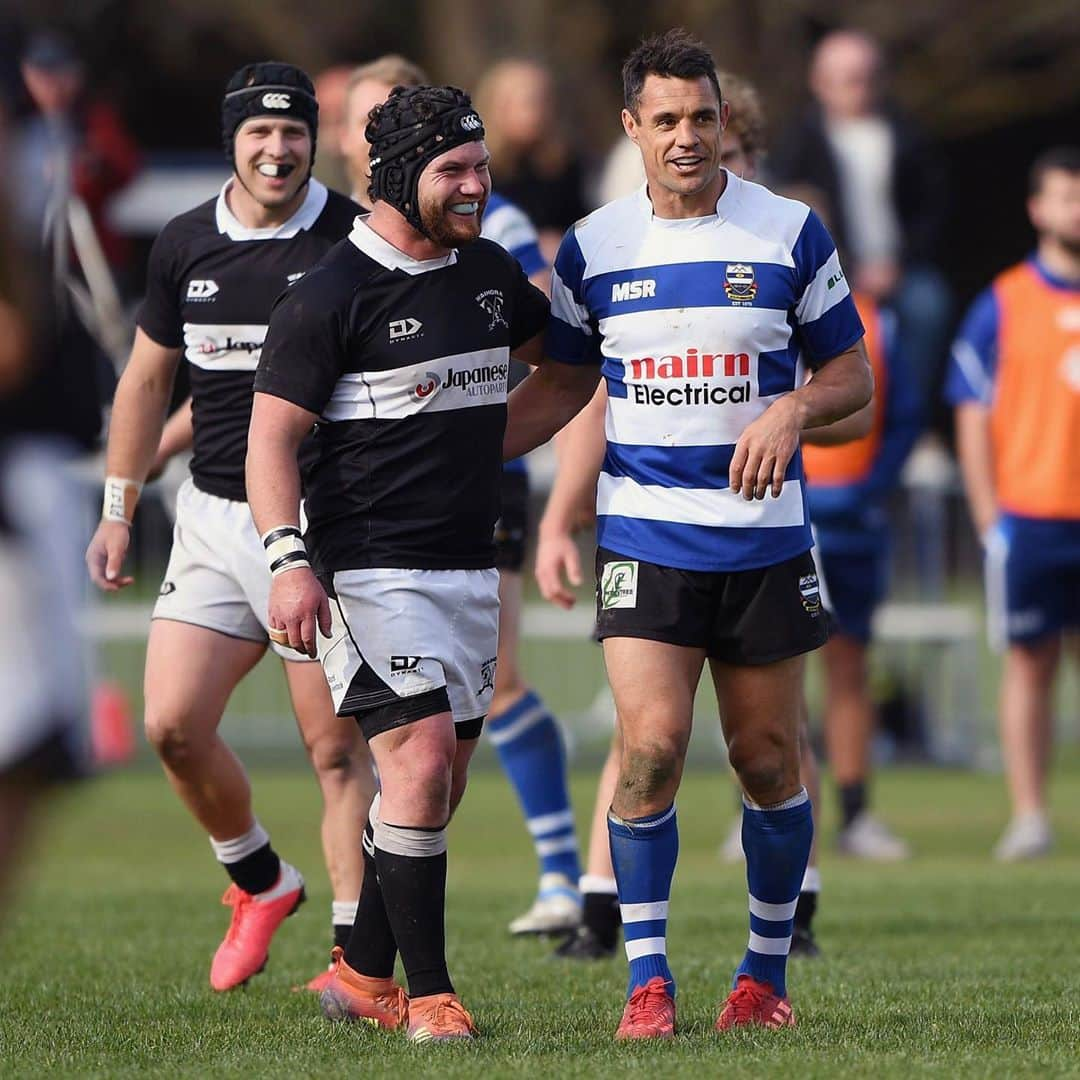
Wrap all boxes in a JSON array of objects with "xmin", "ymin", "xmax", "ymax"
[
  {"xmin": 247, "ymin": 85, "xmax": 548, "ymax": 1041},
  {"xmin": 947, "ymin": 146, "xmax": 1080, "ymax": 860},
  {"xmin": 505, "ymin": 30, "xmax": 872, "ymax": 1038},
  {"xmin": 340, "ymin": 55, "xmax": 583, "ymax": 935},
  {"xmin": 84, "ymin": 63, "xmax": 373, "ymax": 992}
]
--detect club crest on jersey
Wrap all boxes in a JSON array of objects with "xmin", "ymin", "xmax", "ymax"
[
  {"xmin": 799, "ymin": 573, "xmax": 822, "ymax": 617},
  {"xmin": 724, "ymin": 263, "xmax": 757, "ymax": 304},
  {"xmin": 411, "ymin": 371, "xmax": 442, "ymax": 401},
  {"xmin": 476, "ymin": 288, "xmax": 507, "ymax": 331},
  {"xmin": 186, "ymin": 279, "xmax": 219, "ymax": 301}
]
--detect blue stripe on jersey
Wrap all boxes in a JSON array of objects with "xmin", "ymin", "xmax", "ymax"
[
  {"xmin": 598, "ymin": 515, "xmax": 811, "ymax": 573},
  {"xmin": 791, "ymin": 210, "xmax": 836, "ymax": 291},
  {"xmin": 601, "ymin": 356, "xmax": 629, "ymax": 398},
  {"xmin": 584, "ymin": 261, "xmax": 798, "ymax": 322},
  {"xmin": 603, "ymin": 442, "xmax": 801, "ymax": 492},
  {"xmin": 946, "ymin": 286, "xmax": 999, "ymax": 405},
  {"xmin": 552, "ymin": 228, "xmax": 587, "ymax": 301},
  {"xmin": 546, "ymin": 316, "xmax": 601, "ymax": 366},
  {"xmin": 798, "ymin": 294, "xmax": 864, "ymax": 368},
  {"xmin": 513, "ymin": 242, "xmax": 546, "ymax": 278}
]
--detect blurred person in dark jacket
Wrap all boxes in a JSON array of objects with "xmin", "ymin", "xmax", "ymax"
[
  {"xmin": 474, "ymin": 59, "xmax": 587, "ymax": 262},
  {"xmin": 770, "ymin": 30, "xmax": 950, "ymax": 413}
]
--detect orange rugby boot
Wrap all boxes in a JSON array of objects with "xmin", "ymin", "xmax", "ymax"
[
  {"xmin": 406, "ymin": 993, "xmax": 477, "ymax": 1042},
  {"xmin": 209, "ymin": 864, "xmax": 305, "ymax": 991},
  {"xmin": 319, "ymin": 947, "xmax": 409, "ymax": 1030},
  {"xmin": 715, "ymin": 974, "xmax": 796, "ymax": 1031},
  {"xmin": 614, "ymin": 976, "xmax": 676, "ymax": 1040}
]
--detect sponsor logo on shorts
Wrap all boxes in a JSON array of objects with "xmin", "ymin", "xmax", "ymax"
[
  {"xmin": 186, "ymin": 279, "xmax": 219, "ymax": 301},
  {"xmin": 600, "ymin": 560, "xmax": 638, "ymax": 609},
  {"xmin": 477, "ymin": 656, "xmax": 497, "ymax": 696},
  {"xmin": 390, "ymin": 655, "xmax": 423, "ymax": 675},
  {"xmin": 799, "ymin": 573, "xmax": 821, "ymax": 616},
  {"xmin": 723, "ymin": 263, "xmax": 757, "ymax": 304},
  {"xmin": 159, "ymin": 581, "xmax": 176, "ymax": 596}
]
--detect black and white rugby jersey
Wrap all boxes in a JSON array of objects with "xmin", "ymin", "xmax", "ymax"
[
  {"xmin": 255, "ymin": 219, "xmax": 549, "ymax": 571},
  {"xmin": 137, "ymin": 179, "xmax": 360, "ymax": 501}
]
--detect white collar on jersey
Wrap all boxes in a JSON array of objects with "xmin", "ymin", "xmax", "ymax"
[
  {"xmin": 347, "ymin": 217, "xmax": 458, "ymax": 275},
  {"xmin": 637, "ymin": 168, "xmax": 743, "ymax": 227},
  {"xmin": 215, "ymin": 178, "xmax": 329, "ymax": 241}
]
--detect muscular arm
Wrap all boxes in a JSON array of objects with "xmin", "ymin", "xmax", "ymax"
[
  {"xmin": 801, "ymin": 398, "xmax": 874, "ymax": 446},
  {"xmin": 534, "ymin": 382, "xmax": 608, "ymax": 608},
  {"xmin": 246, "ymin": 391, "xmax": 328, "ymax": 658},
  {"xmin": 504, "ymin": 359, "xmax": 601, "ymax": 462},
  {"xmin": 85, "ymin": 329, "xmax": 181, "ymax": 589},
  {"xmin": 729, "ymin": 340, "xmax": 873, "ymax": 500},
  {"xmin": 954, "ymin": 400, "xmax": 997, "ymax": 539}
]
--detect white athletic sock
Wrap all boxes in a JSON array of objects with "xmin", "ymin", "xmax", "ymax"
[
  {"xmin": 579, "ymin": 873, "xmax": 618, "ymax": 895},
  {"xmin": 332, "ymin": 899, "xmax": 359, "ymax": 926},
  {"xmin": 209, "ymin": 820, "xmax": 269, "ymax": 865},
  {"xmin": 801, "ymin": 866, "xmax": 822, "ymax": 894},
  {"xmin": 254, "ymin": 860, "xmax": 303, "ymax": 902}
]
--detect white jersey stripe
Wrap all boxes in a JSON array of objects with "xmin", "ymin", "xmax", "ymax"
[
  {"xmin": 184, "ymin": 323, "xmax": 266, "ymax": 371},
  {"xmin": 597, "ymin": 473, "xmax": 805, "ymax": 529}
]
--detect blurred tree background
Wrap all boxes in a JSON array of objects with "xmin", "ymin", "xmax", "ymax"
[{"xmin": 4, "ymin": 0, "xmax": 1080, "ymax": 299}]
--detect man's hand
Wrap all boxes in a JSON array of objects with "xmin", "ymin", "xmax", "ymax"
[
  {"xmin": 268, "ymin": 566, "xmax": 332, "ymax": 659},
  {"xmin": 728, "ymin": 396, "xmax": 802, "ymax": 500},
  {"xmin": 535, "ymin": 525, "xmax": 583, "ymax": 609},
  {"xmin": 86, "ymin": 520, "xmax": 135, "ymax": 591}
]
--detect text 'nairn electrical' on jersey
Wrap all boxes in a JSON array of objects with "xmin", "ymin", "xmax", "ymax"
[
  {"xmin": 546, "ymin": 174, "xmax": 865, "ymax": 572},
  {"xmin": 254, "ymin": 220, "xmax": 549, "ymax": 572},
  {"xmin": 137, "ymin": 180, "xmax": 359, "ymax": 501}
]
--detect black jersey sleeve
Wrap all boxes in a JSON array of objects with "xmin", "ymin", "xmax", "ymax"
[
  {"xmin": 136, "ymin": 226, "xmax": 184, "ymax": 348},
  {"xmin": 254, "ymin": 269, "xmax": 349, "ymax": 416},
  {"xmin": 508, "ymin": 256, "xmax": 550, "ymax": 350}
]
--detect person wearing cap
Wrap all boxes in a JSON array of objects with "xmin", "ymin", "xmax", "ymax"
[
  {"xmin": 247, "ymin": 84, "xmax": 549, "ymax": 1042},
  {"xmin": 85, "ymin": 62, "xmax": 372, "ymax": 994}
]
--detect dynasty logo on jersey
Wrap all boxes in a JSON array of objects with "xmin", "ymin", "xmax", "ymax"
[{"xmin": 186, "ymin": 279, "xmax": 219, "ymax": 301}]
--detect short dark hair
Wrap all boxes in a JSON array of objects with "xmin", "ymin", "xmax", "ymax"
[
  {"xmin": 622, "ymin": 28, "xmax": 721, "ymax": 118},
  {"xmin": 1029, "ymin": 146, "xmax": 1080, "ymax": 195}
]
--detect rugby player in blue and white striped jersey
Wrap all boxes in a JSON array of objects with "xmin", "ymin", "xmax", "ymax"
[{"xmin": 505, "ymin": 29, "xmax": 872, "ymax": 1040}]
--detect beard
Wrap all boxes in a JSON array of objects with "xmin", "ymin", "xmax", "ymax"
[{"xmin": 418, "ymin": 192, "xmax": 484, "ymax": 248}]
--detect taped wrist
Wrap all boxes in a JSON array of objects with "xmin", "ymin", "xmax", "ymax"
[
  {"xmin": 103, "ymin": 477, "xmax": 142, "ymax": 525},
  {"xmin": 262, "ymin": 525, "xmax": 310, "ymax": 577}
]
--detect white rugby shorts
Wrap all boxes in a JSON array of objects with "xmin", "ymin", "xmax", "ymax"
[
  {"xmin": 152, "ymin": 478, "xmax": 311, "ymax": 661},
  {"xmin": 319, "ymin": 567, "xmax": 499, "ymax": 739}
]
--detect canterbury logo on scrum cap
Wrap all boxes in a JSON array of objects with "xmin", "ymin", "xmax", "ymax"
[
  {"xmin": 262, "ymin": 92, "xmax": 291, "ymax": 109},
  {"xmin": 459, "ymin": 113, "xmax": 482, "ymax": 132}
]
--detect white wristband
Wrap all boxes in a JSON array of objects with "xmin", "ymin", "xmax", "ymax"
[
  {"xmin": 261, "ymin": 525, "xmax": 310, "ymax": 577},
  {"xmin": 103, "ymin": 476, "xmax": 142, "ymax": 525}
]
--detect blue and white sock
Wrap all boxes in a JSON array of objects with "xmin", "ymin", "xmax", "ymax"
[
  {"xmin": 488, "ymin": 690, "xmax": 581, "ymax": 885},
  {"xmin": 608, "ymin": 803, "xmax": 678, "ymax": 999},
  {"xmin": 736, "ymin": 787, "xmax": 813, "ymax": 998}
]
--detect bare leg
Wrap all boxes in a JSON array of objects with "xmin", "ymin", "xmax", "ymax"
[{"xmin": 143, "ymin": 620, "xmax": 265, "ymax": 840}]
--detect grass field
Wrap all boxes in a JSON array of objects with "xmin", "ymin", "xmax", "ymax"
[{"xmin": 3, "ymin": 763, "xmax": 1079, "ymax": 1078}]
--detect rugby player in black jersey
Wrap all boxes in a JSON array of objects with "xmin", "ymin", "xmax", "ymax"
[
  {"xmin": 85, "ymin": 63, "xmax": 373, "ymax": 993},
  {"xmin": 248, "ymin": 86, "xmax": 549, "ymax": 1042}
]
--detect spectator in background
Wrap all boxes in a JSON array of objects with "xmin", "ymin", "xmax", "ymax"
[
  {"xmin": 339, "ymin": 54, "xmax": 428, "ymax": 206},
  {"xmin": 474, "ymin": 59, "xmax": 587, "ymax": 261},
  {"xmin": 312, "ymin": 64, "xmax": 353, "ymax": 195},
  {"xmin": 770, "ymin": 30, "xmax": 950, "ymax": 416},
  {"xmin": 14, "ymin": 32, "xmax": 139, "ymax": 274},
  {"xmin": 947, "ymin": 147, "xmax": 1080, "ymax": 861}
]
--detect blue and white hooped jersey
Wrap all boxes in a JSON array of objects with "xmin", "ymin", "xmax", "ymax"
[{"xmin": 546, "ymin": 174, "xmax": 864, "ymax": 572}]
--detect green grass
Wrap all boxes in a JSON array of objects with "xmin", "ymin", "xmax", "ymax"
[{"xmin": 3, "ymin": 765, "xmax": 1079, "ymax": 1078}]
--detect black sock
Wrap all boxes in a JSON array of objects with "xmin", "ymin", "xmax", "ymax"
[
  {"xmin": 582, "ymin": 890, "xmax": 620, "ymax": 948},
  {"xmin": 794, "ymin": 889, "xmax": 818, "ymax": 932},
  {"xmin": 343, "ymin": 827, "xmax": 397, "ymax": 978},
  {"xmin": 223, "ymin": 842, "xmax": 280, "ymax": 895},
  {"xmin": 374, "ymin": 822, "xmax": 453, "ymax": 999},
  {"xmin": 333, "ymin": 922, "xmax": 352, "ymax": 951},
  {"xmin": 839, "ymin": 781, "xmax": 867, "ymax": 829}
]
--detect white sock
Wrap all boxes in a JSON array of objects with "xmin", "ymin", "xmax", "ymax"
[
  {"xmin": 254, "ymin": 860, "xmax": 303, "ymax": 902},
  {"xmin": 332, "ymin": 899, "xmax": 358, "ymax": 926},
  {"xmin": 579, "ymin": 873, "xmax": 618, "ymax": 895},
  {"xmin": 209, "ymin": 820, "xmax": 269, "ymax": 865},
  {"xmin": 801, "ymin": 866, "xmax": 822, "ymax": 894}
]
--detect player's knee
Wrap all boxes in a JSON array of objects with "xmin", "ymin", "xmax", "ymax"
[
  {"xmin": 306, "ymin": 733, "xmax": 359, "ymax": 780},
  {"xmin": 728, "ymin": 728, "xmax": 796, "ymax": 804},
  {"xmin": 143, "ymin": 708, "xmax": 203, "ymax": 768},
  {"xmin": 619, "ymin": 734, "xmax": 686, "ymax": 804}
]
